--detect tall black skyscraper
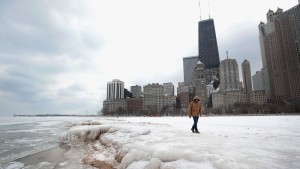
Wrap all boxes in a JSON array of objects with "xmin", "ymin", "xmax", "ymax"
[
  {"xmin": 198, "ymin": 19, "xmax": 220, "ymax": 82},
  {"xmin": 198, "ymin": 19, "xmax": 220, "ymax": 68}
]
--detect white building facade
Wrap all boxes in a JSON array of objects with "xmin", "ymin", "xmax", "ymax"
[{"xmin": 107, "ymin": 79, "xmax": 124, "ymax": 100}]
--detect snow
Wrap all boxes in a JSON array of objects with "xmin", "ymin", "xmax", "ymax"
[
  {"xmin": 58, "ymin": 116, "xmax": 300, "ymax": 169},
  {"xmin": 4, "ymin": 162, "xmax": 24, "ymax": 169}
]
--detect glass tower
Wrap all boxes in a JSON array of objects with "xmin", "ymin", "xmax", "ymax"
[{"xmin": 198, "ymin": 19, "xmax": 220, "ymax": 82}]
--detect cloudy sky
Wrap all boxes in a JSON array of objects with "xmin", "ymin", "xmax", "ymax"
[{"xmin": 0, "ymin": 0, "xmax": 298, "ymax": 116}]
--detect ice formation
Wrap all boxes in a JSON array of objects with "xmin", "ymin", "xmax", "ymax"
[
  {"xmin": 59, "ymin": 119, "xmax": 175, "ymax": 168},
  {"xmin": 57, "ymin": 116, "xmax": 300, "ymax": 169}
]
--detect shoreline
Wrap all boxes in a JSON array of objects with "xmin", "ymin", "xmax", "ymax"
[{"xmin": 9, "ymin": 113, "xmax": 300, "ymax": 118}]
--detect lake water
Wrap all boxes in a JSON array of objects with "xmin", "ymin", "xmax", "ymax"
[{"xmin": 0, "ymin": 116, "xmax": 95, "ymax": 168}]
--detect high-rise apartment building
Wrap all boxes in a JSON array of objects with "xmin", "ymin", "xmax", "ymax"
[
  {"xmin": 259, "ymin": 5, "xmax": 300, "ymax": 103},
  {"xmin": 252, "ymin": 68, "xmax": 270, "ymax": 94},
  {"xmin": 252, "ymin": 67, "xmax": 270, "ymax": 93},
  {"xmin": 242, "ymin": 59, "xmax": 253, "ymax": 92},
  {"xmin": 219, "ymin": 59, "xmax": 242, "ymax": 91},
  {"xmin": 183, "ymin": 56, "xmax": 198, "ymax": 86},
  {"xmin": 107, "ymin": 79, "xmax": 124, "ymax": 100},
  {"xmin": 131, "ymin": 85, "xmax": 142, "ymax": 98},
  {"xmin": 177, "ymin": 83, "xmax": 190, "ymax": 110},
  {"xmin": 252, "ymin": 71, "xmax": 264, "ymax": 91},
  {"xmin": 163, "ymin": 82, "xmax": 174, "ymax": 96},
  {"xmin": 198, "ymin": 19, "xmax": 220, "ymax": 82},
  {"xmin": 257, "ymin": 9, "xmax": 283, "ymax": 96},
  {"xmin": 259, "ymin": 9, "xmax": 283, "ymax": 68},
  {"xmin": 143, "ymin": 83, "xmax": 163, "ymax": 113}
]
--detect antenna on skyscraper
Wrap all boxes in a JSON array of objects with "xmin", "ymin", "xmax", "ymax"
[
  {"xmin": 199, "ymin": 0, "xmax": 202, "ymax": 20},
  {"xmin": 208, "ymin": 1, "xmax": 211, "ymax": 19},
  {"xmin": 226, "ymin": 51, "xmax": 229, "ymax": 59}
]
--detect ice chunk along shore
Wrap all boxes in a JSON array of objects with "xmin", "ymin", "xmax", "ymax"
[
  {"xmin": 58, "ymin": 119, "xmax": 213, "ymax": 169},
  {"xmin": 58, "ymin": 120, "xmax": 153, "ymax": 168}
]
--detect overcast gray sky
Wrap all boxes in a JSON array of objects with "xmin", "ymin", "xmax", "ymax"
[{"xmin": 0, "ymin": 0, "xmax": 298, "ymax": 116}]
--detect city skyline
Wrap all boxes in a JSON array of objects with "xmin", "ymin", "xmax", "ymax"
[{"xmin": 0, "ymin": 0, "xmax": 298, "ymax": 116}]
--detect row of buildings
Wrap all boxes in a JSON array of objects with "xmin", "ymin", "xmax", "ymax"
[
  {"xmin": 182, "ymin": 57, "xmax": 265, "ymax": 109},
  {"xmin": 102, "ymin": 3, "xmax": 300, "ymax": 115},
  {"xmin": 103, "ymin": 80, "xmax": 176, "ymax": 115}
]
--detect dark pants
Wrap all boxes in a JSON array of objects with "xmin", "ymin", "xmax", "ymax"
[{"xmin": 191, "ymin": 116, "xmax": 199, "ymax": 131}]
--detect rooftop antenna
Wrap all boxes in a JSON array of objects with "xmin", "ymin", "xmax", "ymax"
[
  {"xmin": 199, "ymin": 0, "xmax": 202, "ymax": 20},
  {"xmin": 226, "ymin": 51, "xmax": 229, "ymax": 59},
  {"xmin": 208, "ymin": 1, "xmax": 211, "ymax": 19}
]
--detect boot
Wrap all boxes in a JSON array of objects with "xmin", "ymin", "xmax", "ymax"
[
  {"xmin": 195, "ymin": 129, "xmax": 200, "ymax": 133},
  {"xmin": 191, "ymin": 128, "xmax": 194, "ymax": 133}
]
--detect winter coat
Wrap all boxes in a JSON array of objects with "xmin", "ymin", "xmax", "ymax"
[{"xmin": 188, "ymin": 101, "xmax": 202, "ymax": 117}]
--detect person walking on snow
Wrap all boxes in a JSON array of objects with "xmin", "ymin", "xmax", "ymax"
[{"xmin": 188, "ymin": 96, "xmax": 202, "ymax": 133}]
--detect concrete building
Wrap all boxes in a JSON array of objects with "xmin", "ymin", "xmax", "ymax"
[
  {"xmin": 194, "ymin": 61, "xmax": 207, "ymax": 106},
  {"xmin": 252, "ymin": 71, "xmax": 264, "ymax": 91},
  {"xmin": 259, "ymin": 6, "xmax": 300, "ymax": 103},
  {"xmin": 252, "ymin": 67, "xmax": 270, "ymax": 95},
  {"xmin": 143, "ymin": 83, "xmax": 163, "ymax": 113},
  {"xmin": 219, "ymin": 59, "xmax": 242, "ymax": 91},
  {"xmin": 258, "ymin": 9, "xmax": 283, "ymax": 68},
  {"xmin": 257, "ymin": 8, "xmax": 282, "ymax": 97},
  {"xmin": 127, "ymin": 98, "xmax": 143, "ymax": 115},
  {"xmin": 177, "ymin": 83, "xmax": 190, "ymax": 112},
  {"xmin": 163, "ymin": 82, "xmax": 174, "ymax": 96},
  {"xmin": 131, "ymin": 85, "xmax": 142, "ymax": 98},
  {"xmin": 212, "ymin": 91, "xmax": 249, "ymax": 108},
  {"xmin": 211, "ymin": 92, "xmax": 224, "ymax": 108},
  {"xmin": 163, "ymin": 96, "xmax": 176, "ymax": 110},
  {"xmin": 183, "ymin": 56, "xmax": 198, "ymax": 86},
  {"xmin": 249, "ymin": 90, "xmax": 267, "ymax": 104},
  {"xmin": 104, "ymin": 79, "xmax": 125, "ymax": 114},
  {"xmin": 242, "ymin": 59, "xmax": 253, "ymax": 92},
  {"xmin": 107, "ymin": 79, "xmax": 124, "ymax": 100},
  {"xmin": 227, "ymin": 91, "xmax": 249, "ymax": 104},
  {"xmin": 103, "ymin": 99, "xmax": 126, "ymax": 113},
  {"xmin": 113, "ymin": 99, "xmax": 127, "ymax": 111},
  {"xmin": 102, "ymin": 100, "xmax": 112, "ymax": 113}
]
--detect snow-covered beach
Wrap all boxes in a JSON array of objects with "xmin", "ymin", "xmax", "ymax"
[{"xmin": 1, "ymin": 115, "xmax": 300, "ymax": 169}]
